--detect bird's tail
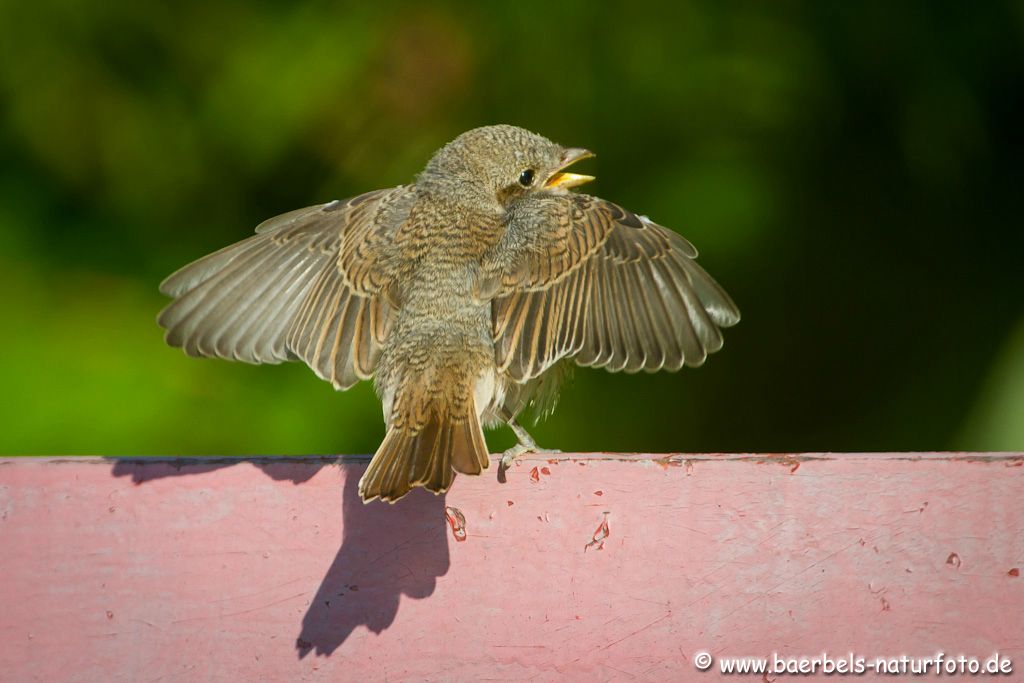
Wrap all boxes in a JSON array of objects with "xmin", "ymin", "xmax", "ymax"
[{"xmin": 359, "ymin": 394, "xmax": 489, "ymax": 503}]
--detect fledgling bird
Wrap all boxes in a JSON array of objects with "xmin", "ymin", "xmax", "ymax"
[{"xmin": 158, "ymin": 125, "xmax": 740, "ymax": 503}]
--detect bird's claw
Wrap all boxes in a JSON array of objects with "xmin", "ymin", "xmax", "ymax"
[
  {"xmin": 500, "ymin": 444, "xmax": 527, "ymax": 470},
  {"xmin": 497, "ymin": 444, "xmax": 562, "ymax": 483}
]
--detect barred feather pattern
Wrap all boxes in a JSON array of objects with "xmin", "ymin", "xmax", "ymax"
[
  {"xmin": 157, "ymin": 188, "xmax": 406, "ymax": 388},
  {"xmin": 491, "ymin": 195, "xmax": 740, "ymax": 382}
]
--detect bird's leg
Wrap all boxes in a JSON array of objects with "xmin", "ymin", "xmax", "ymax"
[
  {"xmin": 498, "ymin": 409, "xmax": 562, "ymax": 478},
  {"xmin": 500, "ymin": 419, "xmax": 537, "ymax": 470}
]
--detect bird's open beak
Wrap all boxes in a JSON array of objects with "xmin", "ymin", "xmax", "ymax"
[{"xmin": 544, "ymin": 148, "xmax": 595, "ymax": 189}]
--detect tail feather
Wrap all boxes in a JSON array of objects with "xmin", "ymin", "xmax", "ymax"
[{"xmin": 359, "ymin": 404, "xmax": 489, "ymax": 503}]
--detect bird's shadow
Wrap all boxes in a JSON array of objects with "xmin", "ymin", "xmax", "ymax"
[{"xmin": 107, "ymin": 456, "xmax": 450, "ymax": 658}]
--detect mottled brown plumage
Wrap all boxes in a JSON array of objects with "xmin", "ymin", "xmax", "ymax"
[{"xmin": 158, "ymin": 125, "xmax": 740, "ymax": 503}]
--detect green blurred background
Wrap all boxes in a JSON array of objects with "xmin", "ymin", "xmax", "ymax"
[{"xmin": 1, "ymin": 1, "xmax": 1021, "ymax": 456}]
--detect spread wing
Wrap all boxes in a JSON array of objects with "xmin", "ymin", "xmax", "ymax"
[
  {"xmin": 492, "ymin": 195, "xmax": 740, "ymax": 382},
  {"xmin": 158, "ymin": 188, "xmax": 409, "ymax": 390}
]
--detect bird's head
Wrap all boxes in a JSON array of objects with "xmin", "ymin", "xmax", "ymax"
[{"xmin": 419, "ymin": 125, "xmax": 594, "ymax": 208}]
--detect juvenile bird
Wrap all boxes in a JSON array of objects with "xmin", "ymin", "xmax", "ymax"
[{"xmin": 158, "ymin": 125, "xmax": 740, "ymax": 503}]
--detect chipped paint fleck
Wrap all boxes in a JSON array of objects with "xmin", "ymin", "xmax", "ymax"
[
  {"xmin": 445, "ymin": 506, "xmax": 467, "ymax": 542},
  {"xmin": 585, "ymin": 512, "xmax": 610, "ymax": 552},
  {"xmin": 653, "ymin": 456, "xmax": 682, "ymax": 470}
]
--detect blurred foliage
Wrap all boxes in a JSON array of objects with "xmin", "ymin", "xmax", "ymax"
[
  {"xmin": 0, "ymin": 0, "xmax": 1021, "ymax": 455},
  {"xmin": 959, "ymin": 319, "xmax": 1024, "ymax": 450}
]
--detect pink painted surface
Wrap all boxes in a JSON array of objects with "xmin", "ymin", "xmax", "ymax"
[{"xmin": 1, "ymin": 453, "xmax": 1022, "ymax": 681}]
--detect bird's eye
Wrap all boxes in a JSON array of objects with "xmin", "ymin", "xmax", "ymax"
[{"xmin": 518, "ymin": 169, "xmax": 535, "ymax": 186}]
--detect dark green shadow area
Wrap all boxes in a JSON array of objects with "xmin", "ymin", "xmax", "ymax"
[{"xmin": 1, "ymin": 1, "xmax": 1022, "ymax": 455}]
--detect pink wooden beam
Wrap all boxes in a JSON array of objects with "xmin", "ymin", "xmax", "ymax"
[{"xmin": 1, "ymin": 454, "xmax": 1022, "ymax": 681}]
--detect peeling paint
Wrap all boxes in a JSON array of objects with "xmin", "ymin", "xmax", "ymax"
[
  {"xmin": 445, "ymin": 506, "xmax": 467, "ymax": 542},
  {"xmin": 585, "ymin": 512, "xmax": 610, "ymax": 552}
]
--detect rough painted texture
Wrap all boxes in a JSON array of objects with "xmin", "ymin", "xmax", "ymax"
[{"xmin": 1, "ymin": 454, "xmax": 1022, "ymax": 681}]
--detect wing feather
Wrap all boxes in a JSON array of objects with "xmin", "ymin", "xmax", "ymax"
[
  {"xmin": 158, "ymin": 188, "xmax": 408, "ymax": 388},
  {"xmin": 493, "ymin": 196, "xmax": 739, "ymax": 382}
]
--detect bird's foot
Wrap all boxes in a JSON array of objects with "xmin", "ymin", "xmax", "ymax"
[
  {"xmin": 497, "ymin": 443, "xmax": 562, "ymax": 483},
  {"xmin": 497, "ymin": 414, "xmax": 561, "ymax": 482}
]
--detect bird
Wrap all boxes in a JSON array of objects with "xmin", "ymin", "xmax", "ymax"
[{"xmin": 158, "ymin": 125, "xmax": 740, "ymax": 503}]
